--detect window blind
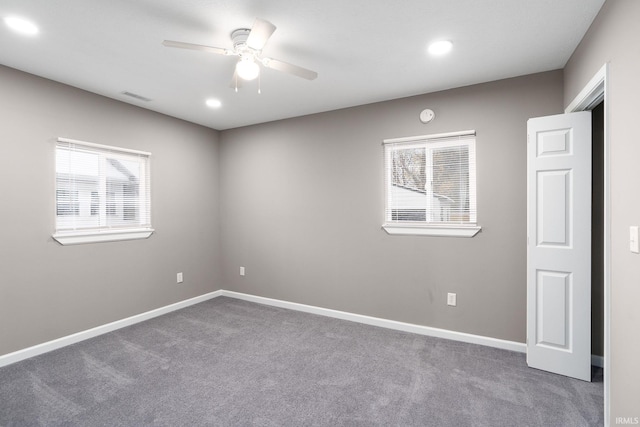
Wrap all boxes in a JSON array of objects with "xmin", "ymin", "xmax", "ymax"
[
  {"xmin": 55, "ymin": 138, "xmax": 151, "ymax": 233},
  {"xmin": 383, "ymin": 131, "xmax": 476, "ymax": 226}
]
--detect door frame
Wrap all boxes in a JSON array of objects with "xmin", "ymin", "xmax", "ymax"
[{"xmin": 565, "ymin": 63, "xmax": 609, "ymax": 423}]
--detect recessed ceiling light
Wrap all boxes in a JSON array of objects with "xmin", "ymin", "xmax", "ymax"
[
  {"xmin": 428, "ymin": 40, "xmax": 453, "ymax": 55},
  {"xmin": 206, "ymin": 99, "xmax": 222, "ymax": 108},
  {"xmin": 4, "ymin": 16, "xmax": 39, "ymax": 36}
]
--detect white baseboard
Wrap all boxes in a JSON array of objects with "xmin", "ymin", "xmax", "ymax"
[
  {"xmin": 0, "ymin": 290, "xmax": 222, "ymax": 368},
  {"xmin": 1, "ymin": 289, "xmax": 605, "ymax": 370},
  {"xmin": 220, "ymin": 292, "xmax": 606, "ymax": 367},
  {"xmin": 219, "ymin": 290, "xmax": 527, "ymax": 353}
]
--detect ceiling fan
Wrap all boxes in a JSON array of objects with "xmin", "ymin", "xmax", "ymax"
[{"xmin": 163, "ymin": 18, "xmax": 318, "ymax": 90}]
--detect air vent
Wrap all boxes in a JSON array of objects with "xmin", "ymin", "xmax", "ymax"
[{"xmin": 121, "ymin": 91, "xmax": 152, "ymax": 102}]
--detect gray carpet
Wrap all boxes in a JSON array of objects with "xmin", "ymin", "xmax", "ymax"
[{"xmin": 0, "ymin": 297, "xmax": 603, "ymax": 426}]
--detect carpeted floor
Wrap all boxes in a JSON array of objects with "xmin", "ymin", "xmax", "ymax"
[{"xmin": 0, "ymin": 296, "xmax": 603, "ymax": 426}]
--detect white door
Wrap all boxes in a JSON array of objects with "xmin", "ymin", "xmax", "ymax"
[{"xmin": 527, "ymin": 111, "xmax": 592, "ymax": 381}]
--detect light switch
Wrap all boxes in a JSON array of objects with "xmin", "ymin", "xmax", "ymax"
[{"xmin": 631, "ymin": 226, "xmax": 639, "ymax": 254}]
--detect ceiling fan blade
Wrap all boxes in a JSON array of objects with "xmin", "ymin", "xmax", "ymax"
[
  {"xmin": 246, "ymin": 19, "xmax": 276, "ymax": 51},
  {"xmin": 162, "ymin": 40, "xmax": 230, "ymax": 56},
  {"xmin": 262, "ymin": 58, "xmax": 318, "ymax": 80}
]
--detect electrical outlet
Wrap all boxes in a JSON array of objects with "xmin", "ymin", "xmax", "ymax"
[
  {"xmin": 240, "ymin": 266, "xmax": 245, "ymax": 276},
  {"xmin": 447, "ymin": 293, "xmax": 457, "ymax": 306},
  {"xmin": 177, "ymin": 272, "xmax": 183, "ymax": 284}
]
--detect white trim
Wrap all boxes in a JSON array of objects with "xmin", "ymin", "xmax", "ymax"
[
  {"xmin": 565, "ymin": 63, "xmax": 609, "ymax": 424},
  {"xmin": 383, "ymin": 129, "xmax": 475, "ymax": 145},
  {"xmin": 0, "ymin": 290, "xmax": 222, "ymax": 368},
  {"xmin": 4, "ymin": 289, "xmax": 609, "ymax": 371},
  {"xmin": 52, "ymin": 228, "xmax": 154, "ymax": 245},
  {"xmin": 219, "ymin": 290, "xmax": 525, "ymax": 353},
  {"xmin": 382, "ymin": 224, "xmax": 481, "ymax": 237},
  {"xmin": 565, "ymin": 64, "xmax": 606, "ymax": 113},
  {"xmin": 57, "ymin": 137, "xmax": 152, "ymax": 156}
]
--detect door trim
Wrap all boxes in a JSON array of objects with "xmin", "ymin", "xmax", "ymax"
[
  {"xmin": 565, "ymin": 62, "xmax": 609, "ymax": 425},
  {"xmin": 565, "ymin": 65, "xmax": 607, "ymax": 113}
]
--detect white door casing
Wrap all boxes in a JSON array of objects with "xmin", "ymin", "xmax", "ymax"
[{"xmin": 527, "ymin": 111, "xmax": 592, "ymax": 381}]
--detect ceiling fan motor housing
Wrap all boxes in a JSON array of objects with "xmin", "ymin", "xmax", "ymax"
[{"xmin": 231, "ymin": 28, "xmax": 252, "ymax": 53}]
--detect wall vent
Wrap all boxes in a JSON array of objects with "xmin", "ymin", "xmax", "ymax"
[{"xmin": 121, "ymin": 91, "xmax": 152, "ymax": 102}]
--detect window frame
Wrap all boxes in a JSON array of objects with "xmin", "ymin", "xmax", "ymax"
[
  {"xmin": 382, "ymin": 130, "xmax": 481, "ymax": 238},
  {"xmin": 52, "ymin": 137, "xmax": 154, "ymax": 245}
]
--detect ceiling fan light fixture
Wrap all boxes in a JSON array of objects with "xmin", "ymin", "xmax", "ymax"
[{"xmin": 236, "ymin": 57, "xmax": 260, "ymax": 81}]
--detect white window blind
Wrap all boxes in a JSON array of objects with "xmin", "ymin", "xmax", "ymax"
[
  {"xmin": 54, "ymin": 138, "xmax": 152, "ymax": 243},
  {"xmin": 383, "ymin": 131, "xmax": 478, "ymax": 236}
]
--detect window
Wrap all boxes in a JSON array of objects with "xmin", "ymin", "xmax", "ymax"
[
  {"xmin": 53, "ymin": 137, "xmax": 153, "ymax": 245},
  {"xmin": 383, "ymin": 130, "xmax": 481, "ymax": 237},
  {"xmin": 56, "ymin": 190, "xmax": 79, "ymax": 216}
]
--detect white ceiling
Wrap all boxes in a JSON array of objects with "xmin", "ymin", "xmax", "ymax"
[{"xmin": 0, "ymin": 0, "xmax": 604, "ymax": 130}]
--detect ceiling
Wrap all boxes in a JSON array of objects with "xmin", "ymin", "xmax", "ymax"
[{"xmin": 0, "ymin": 0, "xmax": 604, "ymax": 130}]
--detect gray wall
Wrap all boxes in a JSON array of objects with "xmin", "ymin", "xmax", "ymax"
[
  {"xmin": 220, "ymin": 71, "xmax": 563, "ymax": 343},
  {"xmin": 0, "ymin": 65, "xmax": 221, "ymax": 356},
  {"xmin": 564, "ymin": 0, "xmax": 640, "ymax": 422}
]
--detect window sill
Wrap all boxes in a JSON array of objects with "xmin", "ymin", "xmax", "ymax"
[
  {"xmin": 382, "ymin": 224, "xmax": 481, "ymax": 237},
  {"xmin": 52, "ymin": 228, "xmax": 154, "ymax": 246}
]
